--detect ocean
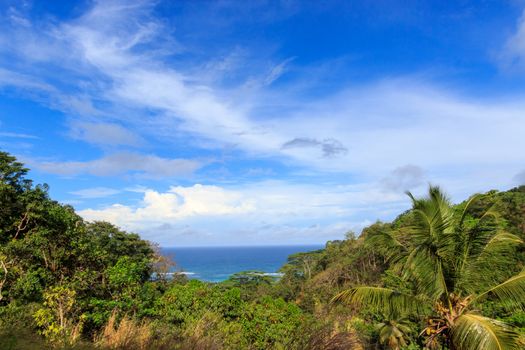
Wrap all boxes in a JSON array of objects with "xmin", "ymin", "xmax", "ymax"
[{"xmin": 162, "ymin": 245, "xmax": 323, "ymax": 282}]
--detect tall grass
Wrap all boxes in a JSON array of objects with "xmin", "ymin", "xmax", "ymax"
[{"xmin": 96, "ymin": 311, "xmax": 153, "ymax": 350}]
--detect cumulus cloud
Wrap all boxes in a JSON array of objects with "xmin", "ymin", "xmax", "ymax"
[
  {"xmin": 80, "ymin": 184, "xmax": 256, "ymax": 226},
  {"xmin": 68, "ymin": 121, "xmax": 145, "ymax": 147},
  {"xmin": 1, "ymin": 0, "xmax": 525, "ymax": 245},
  {"xmin": 30, "ymin": 152, "xmax": 203, "ymax": 178},
  {"xmin": 78, "ymin": 181, "xmax": 409, "ymax": 245}
]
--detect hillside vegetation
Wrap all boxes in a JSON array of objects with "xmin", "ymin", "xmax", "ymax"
[{"xmin": 0, "ymin": 150, "xmax": 524, "ymax": 349}]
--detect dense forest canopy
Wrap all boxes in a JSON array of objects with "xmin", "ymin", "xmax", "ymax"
[{"xmin": 0, "ymin": 150, "xmax": 524, "ymax": 349}]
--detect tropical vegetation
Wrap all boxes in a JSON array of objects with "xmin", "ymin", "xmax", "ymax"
[
  {"xmin": 333, "ymin": 186, "xmax": 525, "ymax": 349},
  {"xmin": 0, "ymin": 150, "xmax": 524, "ymax": 349}
]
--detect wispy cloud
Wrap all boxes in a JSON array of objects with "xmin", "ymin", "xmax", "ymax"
[
  {"xmin": 282, "ymin": 137, "xmax": 348, "ymax": 158},
  {"xmin": 1, "ymin": 0, "xmax": 525, "ymax": 245},
  {"xmin": 70, "ymin": 187, "xmax": 121, "ymax": 199},
  {"xmin": 263, "ymin": 57, "xmax": 295, "ymax": 86},
  {"xmin": 0, "ymin": 68, "xmax": 54, "ymax": 91},
  {"xmin": 282, "ymin": 137, "xmax": 320, "ymax": 149},
  {"xmin": 514, "ymin": 170, "xmax": 525, "ymax": 185},
  {"xmin": 0, "ymin": 1, "xmax": 523, "ymax": 182},
  {"xmin": 68, "ymin": 121, "xmax": 145, "ymax": 147},
  {"xmin": 0, "ymin": 131, "xmax": 38, "ymax": 139},
  {"xmin": 30, "ymin": 152, "xmax": 204, "ymax": 178},
  {"xmin": 500, "ymin": 9, "xmax": 525, "ymax": 70},
  {"xmin": 381, "ymin": 165, "xmax": 425, "ymax": 192},
  {"xmin": 1, "ymin": 1, "xmax": 524, "ymax": 180}
]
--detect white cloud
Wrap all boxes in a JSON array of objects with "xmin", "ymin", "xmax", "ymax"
[
  {"xmin": 79, "ymin": 184, "xmax": 257, "ymax": 228},
  {"xmin": 78, "ymin": 181, "xmax": 409, "ymax": 245},
  {"xmin": 2, "ymin": 1, "xmax": 524, "ymax": 179},
  {"xmin": 514, "ymin": 170, "xmax": 525, "ymax": 185},
  {"xmin": 30, "ymin": 152, "xmax": 203, "ymax": 178},
  {"xmin": 0, "ymin": 68, "xmax": 55, "ymax": 91},
  {"xmin": 7, "ymin": 6, "xmax": 32, "ymax": 28},
  {"xmin": 500, "ymin": 9, "xmax": 525, "ymax": 69},
  {"xmin": 68, "ymin": 121, "xmax": 145, "ymax": 147},
  {"xmin": 0, "ymin": 131, "xmax": 38, "ymax": 139},
  {"xmin": 58, "ymin": 8, "xmax": 525, "ymax": 177},
  {"xmin": 263, "ymin": 57, "xmax": 295, "ymax": 86},
  {"xmin": 1, "ymin": 0, "xmax": 525, "ymax": 246},
  {"xmin": 69, "ymin": 187, "xmax": 121, "ymax": 199}
]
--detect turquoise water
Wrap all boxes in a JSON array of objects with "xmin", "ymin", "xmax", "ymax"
[{"xmin": 162, "ymin": 245, "xmax": 323, "ymax": 282}]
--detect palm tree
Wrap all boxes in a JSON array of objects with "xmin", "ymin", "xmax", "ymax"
[
  {"xmin": 376, "ymin": 317, "xmax": 412, "ymax": 350},
  {"xmin": 334, "ymin": 186, "xmax": 525, "ymax": 349}
]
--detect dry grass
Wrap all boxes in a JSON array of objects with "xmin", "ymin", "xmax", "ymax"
[
  {"xmin": 96, "ymin": 311, "xmax": 153, "ymax": 350},
  {"xmin": 95, "ymin": 311, "xmax": 226, "ymax": 350},
  {"xmin": 177, "ymin": 312, "xmax": 224, "ymax": 350},
  {"xmin": 306, "ymin": 326, "xmax": 363, "ymax": 350}
]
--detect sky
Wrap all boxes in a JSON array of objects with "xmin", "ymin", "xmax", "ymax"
[{"xmin": 1, "ymin": 0, "xmax": 525, "ymax": 246}]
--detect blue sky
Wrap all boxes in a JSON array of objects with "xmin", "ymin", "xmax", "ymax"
[{"xmin": 1, "ymin": 0, "xmax": 525, "ymax": 246}]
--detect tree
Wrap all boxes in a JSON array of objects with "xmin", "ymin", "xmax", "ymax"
[
  {"xmin": 376, "ymin": 317, "xmax": 412, "ymax": 350},
  {"xmin": 334, "ymin": 186, "xmax": 525, "ymax": 350},
  {"xmin": 33, "ymin": 285, "xmax": 83, "ymax": 344},
  {"xmin": 227, "ymin": 271, "xmax": 276, "ymax": 285},
  {"xmin": 0, "ymin": 151, "xmax": 50, "ymax": 243}
]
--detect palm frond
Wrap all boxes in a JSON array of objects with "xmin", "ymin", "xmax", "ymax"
[
  {"xmin": 472, "ymin": 231, "xmax": 523, "ymax": 266},
  {"xmin": 405, "ymin": 190, "xmax": 418, "ymax": 206},
  {"xmin": 411, "ymin": 207, "xmax": 453, "ymax": 242},
  {"xmin": 458, "ymin": 232, "xmax": 523, "ymax": 293},
  {"xmin": 451, "ymin": 313, "xmax": 521, "ymax": 350},
  {"xmin": 403, "ymin": 246, "xmax": 447, "ymax": 301},
  {"xmin": 480, "ymin": 202, "xmax": 501, "ymax": 222},
  {"xmin": 473, "ymin": 270, "xmax": 525, "ymax": 310},
  {"xmin": 429, "ymin": 185, "xmax": 454, "ymax": 219},
  {"xmin": 407, "ymin": 186, "xmax": 456, "ymax": 262},
  {"xmin": 459, "ymin": 193, "xmax": 481, "ymax": 228},
  {"xmin": 480, "ymin": 232, "xmax": 523, "ymax": 253},
  {"xmin": 364, "ymin": 228, "xmax": 406, "ymax": 264},
  {"xmin": 332, "ymin": 286, "xmax": 425, "ymax": 317}
]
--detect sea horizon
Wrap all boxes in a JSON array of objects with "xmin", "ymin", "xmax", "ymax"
[
  {"xmin": 161, "ymin": 243, "xmax": 327, "ymax": 248},
  {"xmin": 161, "ymin": 244, "xmax": 323, "ymax": 282}
]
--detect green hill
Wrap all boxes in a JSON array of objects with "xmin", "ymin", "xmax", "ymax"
[{"xmin": 1, "ymin": 150, "xmax": 524, "ymax": 349}]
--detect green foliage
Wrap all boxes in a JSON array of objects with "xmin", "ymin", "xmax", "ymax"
[
  {"xmin": 0, "ymin": 151, "xmax": 159, "ymax": 343},
  {"xmin": 334, "ymin": 186, "xmax": 525, "ymax": 349},
  {"xmin": 157, "ymin": 280, "xmax": 241, "ymax": 324},
  {"xmin": 33, "ymin": 285, "xmax": 82, "ymax": 344},
  {"xmin": 225, "ymin": 270, "xmax": 277, "ymax": 287},
  {"xmin": 2, "ymin": 150, "xmax": 525, "ymax": 349},
  {"xmin": 376, "ymin": 317, "xmax": 414, "ymax": 350},
  {"xmin": 333, "ymin": 286, "xmax": 428, "ymax": 317},
  {"xmin": 151, "ymin": 279, "xmax": 310, "ymax": 349},
  {"xmin": 451, "ymin": 314, "xmax": 521, "ymax": 350},
  {"xmin": 107, "ymin": 256, "xmax": 149, "ymax": 290},
  {"xmin": 222, "ymin": 270, "xmax": 278, "ymax": 301},
  {"xmin": 240, "ymin": 296, "xmax": 305, "ymax": 349}
]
